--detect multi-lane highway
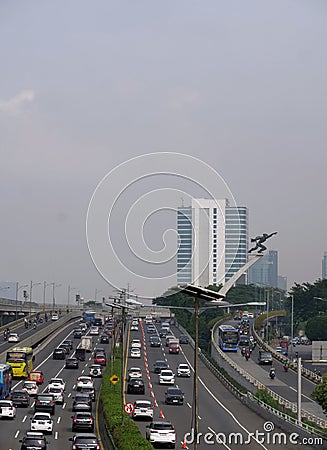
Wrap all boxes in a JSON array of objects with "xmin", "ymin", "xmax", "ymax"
[{"xmin": 125, "ymin": 319, "xmax": 310, "ymax": 449}]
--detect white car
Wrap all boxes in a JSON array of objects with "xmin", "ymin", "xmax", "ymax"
[
  {"xmin": 130, "ymin": 348, "xmax": 141, "ymax": 358},
  {"xmin": 46, "ymin": 386, "xmax": 64, "ymax": 404},
  {"xmin": 89, "ymin": 326, "xmax": 99, "ymax": 335},
  {"xmin": 8, "ymin": 333, "xmax": 20, "ymax": 343},
  {"xmin": 248, "ymin": 312, "xmax": 254, "ymax": 319},
  {"xmin": 131, "ymin": 339, "xmax": 141, "ymax": 349},
  {"xmin": 48, "ymin": 378, "xmax": 66, "ymax": 391},
  {"xmin": 159, "ymin": 369, "xmax": 175, "ymax": 385},
  {"xmin": 30, "ymin": 412, "xmax": 53, "ymax": 434},
  {"xmin": 89, "ymin": 364, "xmax": 102, "ymax": 378},
  {"xmin": 22, "ymin": 380, "xmax": 39, "ymax": 396},
  {"xmin": 146, "ymin": 421, "xmax": 176, "ymax": 446},
  {"xmin": 51, "ymin": 314, "xmax": 59, "ymax": 321},
  {"xmin": 132, "ymin": 400, "xmax": 153, "ymax": 420},
  {"xmin": 177, "ymin": 363, "xmax": 191, "ymax": 377},
  {"xmin": 131, "ymin": 324, "xmax": 139, "ymax": 331},
  {"xmin": 128, "ymin": 367, "xmax": 142, "ymax": 379},
  {"xmin": 76, "ymin": 376, "xmax": 94, "ymax": 390},
  {"xmin": 0, "ymin": 400, "xmax": 16, "ymax": 418}
]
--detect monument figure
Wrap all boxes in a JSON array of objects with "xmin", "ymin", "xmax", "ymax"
[{"xmin": 248, "ymin": 232, "xmax": 277, "ymax": 253}]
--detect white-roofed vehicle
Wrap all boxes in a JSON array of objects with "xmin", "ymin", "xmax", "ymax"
[
  {"xmin": 22, "ymin": 380, "xmax": 39, "ymax": 396},
  {"xmin": 8, "ymin": 333, "xmax": 20, "ymax": 343},
  {"xmin": 46, "ymin": 386, "xmax": 64, "ymax": 404},
  {"xmin": 132, "ymin": 400, "xmax": 153, "ymax": 420},
  {"xmin": 30, "ymin": 412, "xmax": 53, "ymax": 434},
  {"xmin": 89, "ymin": 364, "xmax": 102, "ymax": 378},
  {"xmin": 176, "ymin": 363, "xmax": 191, "ymax": 377},
  {"xmin": 130, "ymin": 348, "xmax": 141, "ymax": 358},
  {"xmin": 159, "ymin": 369, "xmax": 175, "ymax": 385},
  {"xmin": 128, "ymin": 367, "xmax": 142, "ymax": 380},
  {"xmin": 48, "ymin": 378, "xmax": 66, "ymax": 391},
  {"xmin": 76, "ymin": 376, "xmax": 94, "ymax": 390},
  {"xmin": 131, "ymin": 339, "xmax": 141, "ymax": 349},
  {"xmin": 0, "ymin": 399, "xmax": 16, "ymax": 418}
]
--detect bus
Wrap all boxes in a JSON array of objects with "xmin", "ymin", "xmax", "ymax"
[
  {"xmin": 6, "ymin": 347, "xmax": 34, "ymax": 378},
  {"xmin": 0, "ymin": 364, "xmax": 13, "ymax": 398},
  {"xmin": 82, "ymin": 310, "xmax": 96, "ymax": 325},
  {"xmin": 218, "ymin": 325, "xmax": 239, "ymax": 352}
]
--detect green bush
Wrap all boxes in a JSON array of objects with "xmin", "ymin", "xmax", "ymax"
[{"xmin": 100, "ymin": 350, "xmax": 153, "ymax": 450}]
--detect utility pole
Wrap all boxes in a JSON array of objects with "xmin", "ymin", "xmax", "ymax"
[{"xmin": 193, "ymin": 294, "xmax": 199, "ymax": 450}]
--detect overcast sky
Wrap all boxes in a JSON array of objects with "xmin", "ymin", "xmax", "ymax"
[{"xmin": 1, "ymin": 1, "xmax": 326, "ymax": 302}]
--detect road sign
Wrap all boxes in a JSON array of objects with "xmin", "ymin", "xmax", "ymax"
[
  {"xmin": 110, "ymin": 374, "xmax": 120, "ymax": 385},
  {"xmin": 124, "ymin": 402, "xmax": 134, "ymax": 414}
]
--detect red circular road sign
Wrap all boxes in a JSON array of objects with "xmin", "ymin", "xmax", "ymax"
[{"xmin": 124, "ymin": 402, "xmax": 134, "ymax": 414}]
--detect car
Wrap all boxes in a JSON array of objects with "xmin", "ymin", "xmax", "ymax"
[
  {"xmin": 22, "ymin": 380, "xmax": 39, "ymax": 396},
  {"xmin": 46, "ymin": 386, "xmax": 64, "ymax": 404},
  {"xmin": 89, "ymin": 364, "xmax": 102, "ymax": 377},
  {"xmin": 66, "ymin": 357, "xmax": 79, "ymax": 369},
  {"xmin": 74, "ymin": 329, "xmax": 83, "ymax": 339},
  {"xmin": 93, "ymin": 347, "xmax": 106, "ymax": 356},
  {"xmin": 94, "ymin": 353, "xmax": 106, "ymax": 366},
  {"xmin": 159, "ymin": 370, "xmax": 175, "ymax": 385},
  {"xmin": 8, "ymin": 332, "xmax": 20, "ymax": 342},
  {"xmin": 247, "ymin": 312, "xmax": 254, "ymax": 319},
  {"xmin": 144, "ymin": 315, "xmax": 153, "ymax": 324},
  {"xmin": 146, "ymin": 325, "xmax": 156, "ymax": 334},
  {"xmin": 79, "ymin": 386, "xmax": 96, "ymax": 401},
  {"xmin": 177, "ymin": 363, "xmax": 191, "ymax": 377},
  {"xmin": 146, "ymin": 421, "xmax": 176, "ymax": 448},
  {"xmin": 58, "ymin": 343, "xmax": 70, "ymax": 354},
  {"xmin": 155, "ymin": 317, "xmax": 162, "ymax": 323},
  {"xmin": 19, "ymin": 431, "xmax": 48, "ymax": 450},
  {"xmin": 0, "ymin": 399, "xmax": 16, "ymax": 418},
  {"xmin": 30, "ymin": 412, "xmax": 53, "ymax": 434},
  {"xmin": 48, "ymin": 378, "xmax": 66, "ymax": 391},
  {"xmin": 10, "ymin": 390, "xmax": 30, "ymax": 407},
  {"xmin": 150, "ymin": 336, "xmax": 161, "ymax": 347},
  {"xmin": 154, "ymin": 360, "xmax": 168, "ymax": 374},
  {"xmin": 159, "ymin": 328, "xmax": 168, "ymax": 338},
  {"xmin": 63, "ymin": 339, "xmax": 73, "ymax": 350},
  {"xmin": 28, "ymin": 370, "xmax": 44, "ymax": 385},
  {"xmin": 100, "ymin": 335, "xmax": 109, "ymax": 344},
  {"xmin": 89, "ymin": 326, "xmax": 99, "ymax": 335},
  {"xmin": 127, "ymin": 378, "xmax": 145, "ymax": 394},
  {"xmin": 131, "ymin": 339, "xmax": 141, "ymax": 349},
  {"xmin": 75, "ymin": 348, "xmax": 86, "ymax": 361},
  {"xmin": 179, "ymin": 335, "xmax": 189, "ymax": 344},
  {"xmin": 71, "ymin": 412, "xmax": 94, "ymax": 432},
  {"xmin": 131, "ymin": 324, "xmax": 138, "ymax": 331},
  {"xmin": 132, "ymin": 400, "xmax": 153, "ymax": 420},
  {"xmin": 165, "ymin": 335, "xmax": 175, "ymax": 346},
  {"xmin": 165, "ymin": 387, "xmax": 184, "ymax": 405},
  {"xmin": 51, "ymin": 313, "xmax": 59, "ymax": 321},
  {"xmin": 128, "ymin": 367, "xmax": 142, "ymax": 380},
  {"xmin": 72, "ymin": 393, "xmax": 92, "ymax": 412},
  {"xmin": 69, "ymin": 433, "xmax": 100, "ymax": 450},
  {"xmin": 34, "ymin": 394, "xmax": 55, "ymax": 415},
  {"xmin": 258, "ymin": 351, "xmax": 273, "ymax": 365},
  {"xmin": 130, "ymin": 348, "xmax": 141, "ymax": 358},
  {"xmin": 77, "ymin": 376, "xmax": 94, "ymax": 390},
  {"xmin": 52, "ymin": 348, "xmax": 66, "ymax": 360}
]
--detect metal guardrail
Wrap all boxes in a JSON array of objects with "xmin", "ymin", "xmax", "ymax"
[
  {"xmin": 251, "ymin": 325, "xmax": 323, "ymax": 384},
  {"xmin": 211, "ymin": 321, "xmax": 327, "ymax": 430}
]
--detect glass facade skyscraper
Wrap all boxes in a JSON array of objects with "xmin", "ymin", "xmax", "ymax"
[
  {"xmin": 248, "ymin": 250, "xmax": 279, "ymax": 288},
  {"xmin": 176, "ymin": 199, "xmax": 248, "ymax": 287}
]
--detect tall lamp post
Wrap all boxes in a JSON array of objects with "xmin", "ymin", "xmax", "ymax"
[
  {"xmin": 29, "ymin": 281, "xmax": 41, "ymax": 317},
  {"xmin": 43, "ymin": 282, "xmax": 53, "ymax": 310},
  {"xmin": 50, "ymin": 283, "xmax": 61, "ymax": 311},
  {"xmin": 15, "ymin": 283, "xmax": 28, "ymax": 320}
]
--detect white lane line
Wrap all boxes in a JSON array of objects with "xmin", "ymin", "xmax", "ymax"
[
  {"xmin": 208, "ymin": 426, "xmax": 232, "ymax": 450},
  {"xmin": 198, "ymin": 415, "xmax": 202, "ymax": 420},
  {"xmin": 187, "ymin": 402, "xmax": 192, "ymax": 408},
  {"xmin": 289, "ymin": 386, "xmax": 296, "ymax": 392},
  {"xmin": 14, "ymin": 430, "xmax": 20, "ymax": 438},
  {"xmin": 55, "ymin": 431, "xmax": 59, "ymax": 439},
  {"xmin": 22, "ymin": 415, "xmax": 27, "ymax": 422},
  {"xmin": 180, "ymin": 342, "xmax": 268, "ymax": 450}
]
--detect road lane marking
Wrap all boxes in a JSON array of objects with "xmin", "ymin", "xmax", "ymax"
[
  {"xmin": 187, "ymin": 402, "xmax": 192, "ymax": 408},
  {"xmin": 208, "ymin": 426, "xmax": 232, "ymax": 450},
  {"xmin": 14, "ymin": 430, "xmax": 20, "ymax": 438}
]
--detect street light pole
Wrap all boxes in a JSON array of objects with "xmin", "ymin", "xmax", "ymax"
[
  {"xmin": 290, "ymin": 295, "xmax": 294, "ymax": 344},
  {"xmin": 15, "ymin": 283, "xmax": 28, "ymax": 321},
  {"xmin": 297, "ymin": 356, "xmax": 302, "ymax": 425},
  {"xmin": 193, "ymin": 295, "xmax": 199, "ymax": 450}
]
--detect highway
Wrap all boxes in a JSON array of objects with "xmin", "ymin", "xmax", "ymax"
[
  {"xmin": 214, "ymin": 319, "xmax": 326, "ymax": 423},
  {"xmin": 0, "ymin": 314, "xmax": 321, "ymax": 450},
  {"xmin": 125, "ymin": 320, "xmax": 308, "ymax": 449}
]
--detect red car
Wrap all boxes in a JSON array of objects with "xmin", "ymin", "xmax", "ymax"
[
  {"xmin": 94, "ymin": 353, "xmax": 106, "ymax": 366},
  {"xmin": 28, "ymin": 371, "xmax": 44, "ymax": 385}
]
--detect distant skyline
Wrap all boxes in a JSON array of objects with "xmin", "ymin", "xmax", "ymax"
[{"xmin": 1, "ymin": 1, "xmax": 327, "ymax": 300}]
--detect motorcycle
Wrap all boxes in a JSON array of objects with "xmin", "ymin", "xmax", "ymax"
[
  {"xmin": 241, "ymin": 347, "xmax": 246, "ymax": 357},
  {"xmin": 269, "ymin": 368, "xmax": 276, "ymax": 380},
  {"xmin": 283, "ymin": 363, "xmax": 289, "ymax": 372}
]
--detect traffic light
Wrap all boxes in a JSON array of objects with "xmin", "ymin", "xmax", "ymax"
[
  {"xmin": 23, "ymin": 290, "xmax": 27, "ymax": 298},
  {"xmin": 76, "ymin": 294, "xmax": 80, "ymax": 302}
]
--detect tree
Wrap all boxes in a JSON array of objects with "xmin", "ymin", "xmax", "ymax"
[
  {"xmin": 313, "ymin": 377, "xmax": 327, "ymax": 415},
  {"xmin": 306, "ymin": 315, "xmax": 327, "ymax": 341}
]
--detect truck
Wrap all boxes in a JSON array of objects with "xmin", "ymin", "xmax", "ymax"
[{"xmin": 80, "ymin": 336, "xmax": 93, "ymax": 352}]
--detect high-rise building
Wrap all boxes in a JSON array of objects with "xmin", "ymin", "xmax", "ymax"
[
  {"xmin": 248, "ymin": 250, "xmax": 279, "ymax": 288},
  {"xmin": 322, "ymin": 252, "xmax": 327, "ymax": 279},
  {"xmin": 177, "ymin": 199, "xmax": 248, "ymax": 287},
  {"xmin": 277, "ymin": 275, "xmax": 287, "ymax": 292}
]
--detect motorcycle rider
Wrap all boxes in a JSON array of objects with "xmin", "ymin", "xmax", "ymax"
[{"xmin": 269, "ymin": 367, "xmax": 276, "ymax": 379}]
